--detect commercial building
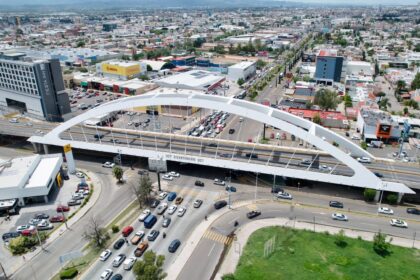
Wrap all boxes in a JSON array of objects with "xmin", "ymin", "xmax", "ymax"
[
  {"xmin": 0, "ymin": 53, "xmax": 71, "ymax": 121},
  {"xmin": 314, "ymin": 49, "xmax": 344, "ymax": 84},
  {"xmin": 287, "ymin": 108, "xmax": 349, "ymax": 129},
  {"xmin": 171, "ymin": 56, "xmax": 196, "ymax": 66},
  {"xmin": 96, "ymin": 60, "xmax": 147, "ymax": 81},
  {"xmin": 356, "ymin": 107, "xmax": 401, "ymax": 142},
  {"xmin": 103, "ymin": 23, "xmax": 117, "ymax": 32},
  {"xmin": 0, "ymin": 154, "xmax": 64, "ymax": 209},
  {"xmin": 154, "ymin": 70, "xmax": 225, "ymax": 91},
  {"xmin": 227, "ymin": 61, "xmax": 256, "ymax": 82}
]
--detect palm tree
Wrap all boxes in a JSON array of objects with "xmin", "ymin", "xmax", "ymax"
[{"xmin": 378, "ymin": 97, "xmax": 391, "ymax": 111}]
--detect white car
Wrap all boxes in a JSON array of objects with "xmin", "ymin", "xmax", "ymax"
[
  {"xmin": 378, "ymin": 207, "xmax": 394, "ymax": 215},
  {"xmin": 214, "ymin": 178, "xmax": 226, "ymax": 186},
  {"xmin": 102, "ymin": 162, "xmax": 115, "ymax": 168},
  {"xmin": 75, "ymin": 172, "xmax": 85, "ymax": 178},
  {"xmin": 29, "ymin": 218, "xmax": 42, "ymax": 226},
  {"xmin": 167, "ymin": 205, "xmax": 178, "ymax": 215},
  {"xmin": 357, "ymin": 157, "xmax": 371, "ymax": 163},
  {"xmin": 100, "ymin": 269, "xmax": 113, "ymax": 280},
  {"xmin": 162, "ymin": 174, "xmax": 173, "ymax": 181},
  {"xmin": 331, "ymin": 213, "xmax": 348, "ymax": 221},
  {"xmin": 112, "ymin": 254, "xmax": 126, "ymax": 267},
  {"xmin": 277, "ymin": 192, "xmax": 293, "ymax": 200},
  {"xmin": 351, "ymin": 134, "xmax": 361, "ymax": 140},
  {"xmin": 157, "ymin": 203, "xmax": 168, "ymax": 215},
  {"xmin": 37, "ymin": 220, "xmax": 53, "ymax": 230},
  {"xmin": 319, "ymin": 165, "xmax": 332, "ymax": 172},
  {"xmin": 158, "ymin": 192, "xmax": 168, "ymax": 200},
  {"xmin": 99, "ymin": 249, "xmax": 112, "ymax": 261},
  {"xmin": 177, "ymin": 206, "xmax": 187, "ymax": 217},
  {"xmin": 138, "ymin": 209, "xmax": 151, "ymax": 221},
  {"xmin": 168, "ymin": 171, "xmax": 180, "ymax": 177},
  {"xmin": 9, "ymin": 118, "xmax": 18, "ymax": 123},
  {"xmin": 72, "ymin": 192, "xmax": 84, "ymax": 200},
  {"xmin": 123, "ymin": 257, "xmax": 136, "ymax": 270},
  {"xmin": 390, "ymin": 219, "xmax": 408, "ymax": 228},
  {"xmin": 16, "ymin": 225, "xmax": 35, "ymax": 232}
]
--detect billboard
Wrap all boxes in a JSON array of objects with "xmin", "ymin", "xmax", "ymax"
[
  {"xmin": 102, "ymin": 63, "xmax": 140, "ymax": 77},
  {"xmin": 376, "ymin": 123, "xmax": 392, "ymax": 138}
]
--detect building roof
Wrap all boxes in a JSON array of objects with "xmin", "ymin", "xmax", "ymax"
[
  {"xmin": 318, "ymin": 49, "xmax": 338, "ymax": 57},
  {"xmin": 228, "ymin": 61, "xmax": 256, "ymax": 70},
  {"xmin": 287, "ymin": 108, "xmax": 347, "ymax": 121},
  {"xmin": 140, "ymin": 60, "xmax": 168, "ymax": 71},
  {"xmin": 154, "ymin": 70, "xmax": 225, "ymax": 90}
]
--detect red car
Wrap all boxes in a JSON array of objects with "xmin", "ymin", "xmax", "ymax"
[
  {"xmin": 56, "ymin": 205, "xmax": 70, "ymax": 213},
  {"xmin": 49, "ymin": 215, "xmax": 64, "ymax": 223},
  {"xmin": 21, "ymin": 229, "xmax": 36, "ymax": 236},
  {"xmin": 122, "ymin": 226, "xmax": 134, "ymax": 237}
]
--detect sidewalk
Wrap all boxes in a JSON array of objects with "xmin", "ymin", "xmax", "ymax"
[{"xmin": 215, "ymin": 218, "xmax": 420, "ymax": 279}]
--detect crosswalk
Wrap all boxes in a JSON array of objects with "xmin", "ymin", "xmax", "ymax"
[{"xmin": 203, "ymin": 229, "xmax": 234, "ymax": 245}]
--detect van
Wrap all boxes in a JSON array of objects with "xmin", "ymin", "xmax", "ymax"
[
  {"xmin": 168, "ymin": 239, "xmax": 181, "ymax": 253},
  {"xmin": 121, "ymin": 226, "xmax": 134, "ymax": 237},
  {"xmin": 134, "ymin": 241, "xmax": 148, "ymax": 257},
  {"xmin": 143, "ymin": 214, "xmax": 157, "ymax": 229},
  {"xmin": 167, "ymin": 192, "xmax": 177, "ymax": 202}
]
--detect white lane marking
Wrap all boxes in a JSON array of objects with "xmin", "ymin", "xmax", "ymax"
[{"xmin": 208, "ymin": 243, "xmax": 216, "ymax": 257}]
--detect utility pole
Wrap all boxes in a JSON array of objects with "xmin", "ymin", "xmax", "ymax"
[{"xmin": 157, "ymin": 171, "xmax": 162, "ymax": 192}]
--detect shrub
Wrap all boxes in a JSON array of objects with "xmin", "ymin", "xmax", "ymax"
[
  {"xmin": 360, "ymin": 141, "xmax": 368, "ymax": 150},
  {"xmin": 334, "ymin": 229, "xmax": 347, "ymax": 248},
  {"xmin": 363, "ymin": 188, "xmax": 377, "ymax": 202},
  {"xmin": 222, "ymin": 274, "xmax": 236, "ymax": 280},
  {"xmin": 373, "ymin": 231, "xmax": 392, "ymax": 257},
  {"xmin": 111, "ymin": 225, "xmax": 120, "ymax": 233},
  {"xmin": 60, "ymin": 267, "xmax": 78, "ymax": 279},
  {"xmin": 386, "ymin": 194, "xmax": 398, "ymax": 205}
]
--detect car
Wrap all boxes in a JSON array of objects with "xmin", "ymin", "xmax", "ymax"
[
  {"xmin": 147, "ymin": 230, "xmax": 160, "ymax": 241},
  {"xmin": 277, "ymin": 192, "xmax": 293, "ymax": 200},
  {"xmin": 406, "ymin": 208, "xmax": 420, "ymax": 215},
  {"xmin": 214, "ymin": 200, "xmax": 227, "ymax": 209},
  {"xmin": 130, "ymin": 231, "xmax": 145, "ymax": 245},
  {"xmin": 110, "ymin": 274, "xmax": 122, "ymax": 280},
  {"xmin": 271, "ymin": 186, "xmax": 284, "ymax": 194},
  {"xmin": 102, "ymin": 162, "xmax": 115, "ymax": 168},
  {"xmin": 228, "ymin": 128, "xmax": 235, "ymax": 134},
  {"xmin": 123, "ymin": 257, "xmax": 136, "ymax": 270},
  {"xmin": 157, "ymin": 203, "xmax": 168, "ymax": 215},
  {"xmin": 134, "ymin": 241, "xmax": 149, "ymax": 257},
  {"xmin": 175, "ymin": 197, "xmax": 184, "ymax": 205},
  {"xmin": 99, "ymin": 249, "xmax": 112, "ymax": 261},
  {"xmin": 193, "ymin": 199, "xmax": 203, "ymax": 208},
  {"xmin": 75, "ymin": 172, "xmax": 85, "ymax": 178},
  {"xmin": 100, "ymin": 269, "xmax": 113, "ymax": 280},
  {"xmin": 150, "ymin": 199, "xmax": 160, "ymax": 208},
  {"xmin": 378, "ymin": 207, "xmax": 394, "ymax": 215},
  {"xmin": 168, "ymin": 205, "xmax": 178, "ymax": 215},
  {"xmin": 34, "ymin": 213, "xmax": 49, "ymax": 219},
  {"xmin": 122, "ymin": 225, "xmax": 134, "ymax": 237},
  {"xmin": 9, "ymin": 118, "xmax": 18, "ymax": 123},
  {"xmin": 319, "ymin": 165, "xmax": 332, "ymax": 172},
  {"xmin": 167, "ymin": 192, "xmax": 177, "ymax": 201},
  {"xmin": 67, "ymin": 199, "xmax": 82, "ymax": 206},
  {"xmin": 162, "ymin": 217, "xmax": 171, "ymax": 228},
  {"xmin": 2, "ymin": 231, "xmax": 20, "ymax": 241},
  {"xmin": 77, "ymin": 182, "xmax": 89, "ymax": 189},
  {"xmin": 225, "ymin": 185, "xmax": 237, "ymax": 192},
  {"xmin": 112, "ymin": 254, "xmax": 126, "ymax": 267},
  {"xmin": 113, "ymin": 238, "xmax": 125, "ymax": 250},
  {"xmin": 49, "ymin": 215, "xmax": 64, "ymax": 223},
  {"xmin": 329, "ymin": 201, "xmax": 344, "ymax": 208},
  {"xmin": 37, "ymin": 220, "xmax": 53, "ymax": 230},
  {"xmin": 247, "ymin": 210, "xmax": 261, "ymax": 219},
  {"xmin": 158, "ymin": 192, "xmax": 168, "ymax": 200},
  {"xmin": 177, "ymin": 206, "xmax": 187, "ymax": 217},
  {"xmin": 351, "ymin": 134, "xmax": 361, "ymax": 140},
  {"xmin": 168, "ymin": 239, "xmax": 181, "ymax": 253},
  {"xmin": 195, "ymin": 180, "xmax": 204, "ymax": 187},
  {"xmin": 357, "ymin": 157, "xmax": 371, "ymax": 163},
  {"xmin": 374, "ymin": 172, "xmax": 383, "ymax": 178},
  {"xmin": 331, "ymin": 213, "xmax": 348, "ymax": 221},
  {"xmin": 245, "ymin": 153, "xmax": 258, "ymax": 159},
  {"xmin": 72, "ymin": 193, "xmax": 84, "ymax": 200},
  {"xmin": 168, "ymin": 171, "xmax": 180, "ymax": 177},
  {"xmin": 300, "ymin": 159, "xmax": 312, "ymax": 166},
  {"xmin": 390, "ymin": 219, "xmax": 408, "ymax": 228},
  {"xmin": 56, "ymin": 204, "xmax": 70, "ymax": 212},
  {"xmin": 214, "ymin": 178, "xmax": 225, "ymax": 186},
  {"xmin": 138, "ymin": 209, "xmax": 151, "ymax": 221},
  {"xmin": 77, "ymin": 189, "xmax": 89, "ymax": 196},
  {"xmin": 29, "ymin": 218, "xmax": 42, "ymax": 226},
  {"xmin": 162, "ymin": 174, "xmax": 173, "ymax": 181}
]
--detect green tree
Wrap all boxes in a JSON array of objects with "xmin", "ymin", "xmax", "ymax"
[
  {"xmin": 363, "ymin": 188, "xmax": 377, "ymax": 202},
  {"xmin": 378, "ymin": 97, "xmax": 391, "ymax": 111},
  {"xmin": 140, "ymin": 74, "xmax": 150, "ymax": 81},
  {"xmin": 373, "ymin": 231, "xmax": 392, "ymax": 257},
  {"xmin": 343, "ymin": 94, "xmax": 353, "ymax": 108},
  {"xmin": 360, "ymin": 141, "xmax": 368, "ymax": 150},
  {"xmin": 386, "ymin": 194, "xmax": 398, "ymax": 205},
  {"xmin": 403, "ymin": 107, "xmax": 409, "ymax": 115},
  {"xmin": 237, "ymin": 78, "xmax": 245, "ymax": 86},
  {"xmin": 76, "ymin": 40, "xmax": 85, "ymax": 48},
  {"xmin": 396, "ymin": 80, "xmax": 406, "ymax": 92},
  {"xmin": 79, "ymin": 67, "xmax": 88, "ymax": 73},
  {"xmin": 411, "ymin": 72, "xmax": 420, "ymax": 90},
  {"xmin": 222, "ymin": 274, "xmax": 236, "ymax": 280},
  {"xmin": 112, "ymin": 166, "xmax": 124, "ymax": 183},
  {"xmin": 131, "ymin": 175, "xmax": 153, "ymax": 208},
  {"xmin": 83, "ymin": 217, "xmax": 109, "ymax": 248},
  {"xmin": 133, "ymin": 251, "xmax": 167, "ymax": 280},
  {"xmin": 376, "ymin": 91, "xmax": 386, "ymax": 97},
  {"xmin": 312, "ymin": 113, "xmax": 321, "ymax": 124},
  {"xmin": 314, "ymin": 89, "xmax": 339, "ymax": 111},
  {"xmin": 256, "ymin": 59, "xmax": 267, "ymax": 70},
  {"xmin": 334, "ymin": 229, "xmax": 347, "ymax": 248}
]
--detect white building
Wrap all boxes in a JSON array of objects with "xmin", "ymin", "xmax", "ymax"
[
  {"xmin": 0, "ymin": 154, "xmax": 64, "ymax": 207},
  {"xmin": 154, "ymin": 70, "xmax": 225, "ymax": 91},
  {"xmin": 227, "ymin": 61, "xmax": 256, "ymax": 82}
]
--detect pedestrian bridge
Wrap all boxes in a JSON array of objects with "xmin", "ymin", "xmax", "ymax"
[{"xmin": 29, "ymin": 91, "xmax": 414, "ymax": 194}]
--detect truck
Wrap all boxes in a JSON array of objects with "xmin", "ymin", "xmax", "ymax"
[
  {"xmin": 134, "ymin": 241, "xmax": 148, "ymax": 257},
  {"xmin": 143, "ymin": 214, "xmax": 157, "ymax": 229}
]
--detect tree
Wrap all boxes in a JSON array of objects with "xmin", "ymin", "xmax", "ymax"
[
  {"xmin": 76, "ymin": 40, "xmax": 85, "ymax": 48},
  {"xmin": 396, "ymin": 80, "xmax": 406, "ymax": 92},
  {"xmin": 222, "ymin": 274, "xmax": 236, "ymax": 280},
  {"xmin": 373, "ymin": 231, "xmax": 392, "ymax": 257},
  {"xmin": 312, "ymin": 113, "xmax": 321, "ymax": 124},
  {"xmin": 376, "ymin": 91, "xmax": 386, "ymax": 97},
  {"xmin": 140, "ymin": 74, "xmax": 150, "ymax": 81},
  {"xmin": 378, "ymin": 97, "xmax": 391, "ymax": 111},
  {"xmin": 403, "ymin": 107, "xmax": 409, "ymax": 115},
  {"xmin": 334, "ymin": 229, "xmax": 347, "ymax": 248},
  {"xmin": 112, "ymin": 166, "xmax": 124, "ymax": 183},
  {"xmin": 314, "ymin": 89, "xmax": 339, "ymax": 111},
  {"xmin": 131, "ymin": 175, "xmax": 154, "ymax": 208},
  {"xmin": 360, "ymin": 141, "xmax": 368, "ymax": 150},
  {"xmin": 83, "ymin": 217, "xmax": 109, "ymax": 248},
  {"xmin": 237, "ymin": 78, "xmax": 245, "ymax": 86},
  {"xmin": 411, "ymin": 72, "xmax": 420, "ymax": 90},
  {"xmin": 386, "ymin": 193, "xmax": 398, "ymax": 205},
  {"xmin": 133, "ymin": 251, "xmax": 167, "ymax": 280},
  {"xmin": 256, "ymin": 59, "xmax": 267, "ymax": 70},
  {"xmin": 363, "ymin": 188, "xmax": 377, "ymax": 202},
  {"xmin": 404, "ymin": 99, "xmax": 419, "ymax": 109},
  {"xmin": 343, "ymin": 94, "xmax": 353, "ymax": 108}
]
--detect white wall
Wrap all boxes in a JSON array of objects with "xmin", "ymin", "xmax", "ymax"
[{"xmin": 0, "ymin": 89, "xmax": 44, "ymax": 117}]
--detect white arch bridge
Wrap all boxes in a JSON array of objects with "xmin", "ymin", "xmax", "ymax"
[{"xmin": 29, "ymin": 92, "xmax": 414, "ymax": 195}]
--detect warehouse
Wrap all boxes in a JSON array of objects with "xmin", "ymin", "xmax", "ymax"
[
  {"xmin": 154, "ymin": 70, "xmax": 225, "ymax": 91},
  {"xmin": 227, "ymin": 61, "xmax": 256, "ymax": 82}
]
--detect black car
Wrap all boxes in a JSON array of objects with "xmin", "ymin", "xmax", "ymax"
[
  {"xmin": 245, "ymin": 153, "xmax": 258, "ymax": 159},
  {"xmin": 406, "ymin": 208, "xmax": 420, "ymax": 215},
  {"xmin": 113, "ymin": 238, "xmax": 125, "ymax": 250},
  {"xmin": 168, "ymin": 239, "xmax": 181, "ymax": 253},
  {"xmin": 111, "ymin": 274, "xmax": 123, "ymax": 280},
  {"xmin": 208, "ymin": 143, "xmax": 217, "ymax": 147},
  {"xmin": 147, "ymin": 230, "xmax": 160, "ymax": 241},
  {"xmin": 228, "ymin": 129, "xmax": 235, "ymax": 134},
  {"xmin": 34, "ymin": 213, "xmax": 49, "ymax": 219},
  {"xmin": 2, "ymin": 231, "xmax": 20, "ymax": 241},
  {"xmin": 150, "ymin": 199, "xmax": 160, "ymax": 208},
  {"xmin": 247, "ymin": 210, "xmax": 261, "ymax": 219},
  {"xmin": 195, "ymin": 180, "xmax": 204, "ymax": 187},
  {"xmin": 271, "ymin": 186, "xmax": 284, "ymax": 194},
  {"xmin": 214, "ymin": 200, "xmax": 228, "ymax": 210},
  {"xmin": 225, "ymin": 186, "xmax": 237, "ymax": 192},
  {"xmin": 374, "ymin": 172, "xmax": 384, "ymax": 178},
  {"xmin": 329, "ymin": 201, "xmax": 344, "ymax": 208}
]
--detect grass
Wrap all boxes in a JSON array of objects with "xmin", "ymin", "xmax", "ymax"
[{"xmin": 232, "ymin": 226, "xmax": 420, "ymax": 280}]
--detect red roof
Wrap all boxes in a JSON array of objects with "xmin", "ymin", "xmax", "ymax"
[{"xmin": 287, "ymin": 108, "xmax": 347, "ymax": 121}]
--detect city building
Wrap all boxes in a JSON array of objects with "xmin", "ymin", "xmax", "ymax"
[
  {"xmin": 314, "ymin": 49, "xmax": 344, "ymax": 84},
  {"xmin": 287, "ymin": 108, "xmax": 349, "ymax": 128},
  {"xmin": 0, "ymin": 53, "xmax": 71, "ymax": 121},
  {"xmin": 154, "ymin": 70, "xmax": 225, "ymax": 91},
  {"xmin": 96, "ymin": 60, "xmax": 147, "ymax": 81},
  {"xmin": 171, "ymin": 56, "xmax": 196, "ymax": 66},
  {"xmin": 227, "ymin": 61, "xmax": 256, "ymax": 82},
  {"xmin": 0, "ymin": 154, "xmax": 64, "ymax": 208},
  {"xmin": 356, "ymin": 107, "xmax": 401, "ymax": 142},
  {"xmin": 102, "ymin": 23, "xmax": 117, "ymax": 32}
]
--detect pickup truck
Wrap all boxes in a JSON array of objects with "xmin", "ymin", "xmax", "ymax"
[{"xmin": 134, "ymin": 241, "xmax": 148, "ymax": 257}]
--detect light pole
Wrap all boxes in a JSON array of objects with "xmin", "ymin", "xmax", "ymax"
[
  {"xmin": 255, "ymin": 173, "xmax": 259, "ymax": 202},
  {"xmin": 378, "ymin": 182, "xmax": 386, "ymax": 214}
]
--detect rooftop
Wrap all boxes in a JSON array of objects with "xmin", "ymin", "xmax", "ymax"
[
  {"xmin": 228, "ymin": 61, "xmax": 256, "ymax": 70},
  {"xmin": 154, "ymin": 70, "xmax": 225, "ymax": 90},
  {"xmin": 318, "ymin": 49, "xmax": 338, "ymax": 57}
]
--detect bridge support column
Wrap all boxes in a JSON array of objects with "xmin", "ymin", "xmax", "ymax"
[
  {"xmin": 374, "ymin": 190, "xmax": 381, "ymax": 202},
  {"xmin": 43, "ymin": 144, "xmax": 49, "ymax": 154},
  {"xmin": 43, "ymin": 195, "xmax": 49, "ymax": 203},
  {"xmin": 311, "ymin": 155, "xmax": 319, "ymax": 169},
  {"xmin": 32, "ymin": 143, "xmax": 40, "ymax": 153},
  {"xmin": 397, "ymin": 192, "xmax": 404, "ymax": 204}
]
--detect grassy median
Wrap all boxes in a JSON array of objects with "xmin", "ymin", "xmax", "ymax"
[{"xmin": 232, "ymin": 226, "xmax": 420, "ymax": 280}]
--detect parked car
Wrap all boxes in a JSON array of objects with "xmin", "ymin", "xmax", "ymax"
[
  {"xmin": 357, "ymin": 157, "xmax": 371, "ymax": 163},
  {"xmin": 2, "ymin": 231, "xmax": 20, "ymax": 241},
  {"xmin": 226, "ymin": 185, "xmax": 236, "ymax": 192},
  {"xmin": 123, "ymin": 257, "xmax": 136, "ymax": 270},
  {"xmin": 214, "ymin": 200, "xmax": 227, "ymax": 210},
  {"xmin": 168, "ymin": 171, "xmax": 180, "ymax": 177},
  {"xmin": 277, "ymin": 192, "xmax": 293, "ymax": 200},
  {"xmin": 158, "ymin": 192, "xmax": 168, "ymax": 200},
  {"xmin": 102, "ymin": 162, "xmax": 115, "ymax": 168},
  {"xmin": 195, "ymin": 180, "xmax": 204, "ymax": 187},
  {"xmin": 374, "ymin": 172, "xmax": 383, "ymax": 178},
  {"xmin": 130, "ymin": 231, "xmax": 145, "ymax": 245},
  {"xmin": 162, "ymin": 174, "xmax": 173, "ymax": 181},
  {"xmin": 72, "ymin": 193, "xmax": 84, "ymax": 200},
  {"xmin": 67, "ymin": 199, "xmax": 82, "ymax": 206},
  {"xmin": 175, "ymin": 197, "xmax": 184, "ymax": 205},
  {"xmin": 34, "ymin": 213, "xmax": 49, "ymax": 219},
  {"xmin": 150, "ymin": 199, "xmax": 160, "ymax": 208},
  {"xmin": 56, "ymin": 205, "xmax": 70, "ymax": 212},
  {"xmin": 122, "ymin": 225, "xmax": 134, "ymax": 237},
  {"xmin": 75, "ymin": 172, "xmax": 85, "ymax": 178},
  {"xmin": 228, "ymin": 129, "xmax": 235, "ymax": 134},
  {"xmin": 168, "ymin": 239, "xmax": 181, "ymax": 253},
  {"xmin": 49, "ymin": 215, "xmax": 64, "ymax": 223},
  {"xmin": 162, "ymin": 217, "xmax": 171, "ymax": 228},
  {"xmin": 406, "ymin": 208, "xmax": 420, "ymax": 215},
  {"xmin": 378, "ymin": 207, "xmax": 394, "ymax": 215},
  {"xmin": 157, "ymin": 203, "xmax": 168, "ymax": 215},
  {"xmin": 167, "ymin": 192, "xmax": 177, "ymax": 201},
  {"xmin": 113, "ymin": 238, "xmax": 125, "ymax": 250},
  {"xmin": 177, "ymin": 206, "xmax": 187, "ymax": 217},
  {"xmin": 329, "ymin": 201, "xmax": 344, "ymax": 208},
  {"xmin": 99, "ymin": 249, "xmax": 112, "ymax": 261},
  {"xmin": 167, "ymin": 205, "xmax": 178, "ymax": 215},
  {"xmin": 300, "ymin": 159, "xmax": 312, "ymax": 166},
  {"xmin": 134, "ymin": 241, "xmax": 149, "ymax": 257},
  {"xmin": 138, "ymin": 209, "xmax": 151, "ymax": 221},
  {"xmin": 37, "ymin": 220, "xmax": 53, "ymax": 230},
  {"xmin": 147, "ymin": 230, "xmax": 160, "ymax": 241},
  {"xmin": 331, "ymin": 213, "xmax": 348, "ymax": 221},
  {"xmin": 112, "ymin": 254, "xmax": 126, "ymax": 267},
  {"xmin": 390, "ymin": 219, "xmax": 408, "ymax": 228},
  {"xmin": 100, "ymin": 269, "xmax": 113, "ymax": 280},
  {"xmin": 110, "ymin": 274, "xmax": 122, "ymax": 280},
  {"xmin": 29, "ymin": 218, "xmax": 42, "ymax": 226},
  {"xmin": 214, "ymin": 178, "xmax": 225, "ymax": 186},
  {"xmin": 193, "ymin": 199, "xmax": 203, "ymax": 208},
  {"xmin": 247, "ymin": 210, "xmax": 261, "ymax": 219}
]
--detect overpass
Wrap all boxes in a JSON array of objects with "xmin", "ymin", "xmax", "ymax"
[{"xmin": 28, "ymin": 91, "xmax": 415, "ymax": 195}]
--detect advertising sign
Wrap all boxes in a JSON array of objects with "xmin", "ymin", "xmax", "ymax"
[
  {"xmin": 63, "ymin": 144, "xmax": 76, "ymax": 173},
  {"xmin": 102, "ymin": 63, "xmax": 140, "ymax": 76},
  {"xmin": 376, "ymin": 123, "xmax": 392, "ymax": 138}
]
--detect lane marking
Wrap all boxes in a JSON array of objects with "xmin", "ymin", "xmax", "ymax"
[{"xmin": 208, "ymin": 243, "xmax": 216, "ymax": 256}]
